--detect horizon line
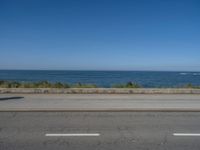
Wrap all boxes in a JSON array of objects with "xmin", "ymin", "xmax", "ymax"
[{"xmin": 0, "ymin": 69, "xmax": 200, "ymax": 72}]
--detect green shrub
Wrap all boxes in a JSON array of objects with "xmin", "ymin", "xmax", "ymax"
[
  {"xmin": 72, "ymin": 82, "xmax": 97, "ymax": 88},
  {"xmin": 112, "ymin": 82, "xmax": 141, "ymax": 88},
  {"xmin": 0, "ymin": 80, "xmax": 95, "ymax": 88},
  {"xmin": 183, "ymin": 83, "xmax": 200, "ymax": 89},
  {"xmin": 1, "ymin": 80, "xmax": 200, "ymax": 89}
]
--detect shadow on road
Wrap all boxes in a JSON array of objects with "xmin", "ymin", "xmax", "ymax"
[{"xmin": 0, "ymin": 97, "xmax": 24, "ymax": 101}]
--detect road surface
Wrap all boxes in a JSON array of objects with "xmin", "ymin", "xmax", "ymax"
[
  {"xmin": 1, "ymin": 112, "xmax": 200, "ymax": 150},
  {"xmin": 1, "ymin": 94, "xmax": 200, "ymax": 149},
  {"xmin": 0, "ymin": 94, "xmax": 200, "ymax": 111}
]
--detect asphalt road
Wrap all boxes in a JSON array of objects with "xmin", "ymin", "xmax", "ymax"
[
  {"xmin": 1, "ymin": 112, "xmax": 200, "ymax": 150},
  {"xmin": 1, "ymin": 94, "xmax": 200, "ymax": 111}
]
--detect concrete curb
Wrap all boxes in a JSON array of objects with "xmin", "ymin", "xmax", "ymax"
[{"xmin": 1, "ymin": 88, "xmax": 200, "ymax": 94}]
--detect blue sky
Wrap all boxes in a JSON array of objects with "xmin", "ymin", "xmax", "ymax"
[{"xmin": 0, "ymin": 0, "xmax": 200, "ymax": 71}]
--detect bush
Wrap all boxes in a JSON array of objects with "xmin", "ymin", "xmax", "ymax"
[
  {"xmin": 0, "ymin": 80, "xmax": 95, "ymax": 88},
  {"xmin": 183, "ymin": 83, "xmax": 200, "ymax": 89},
  {"xmin": 71, "ymin": 82, "xmax": 97, "ymax": 88},
  {"xmin": 112, "ymin": 82, "xmax": 141, "ymax": 88}
]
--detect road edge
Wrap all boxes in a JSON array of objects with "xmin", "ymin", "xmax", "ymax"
[
  {"xmin": 1, "ymin": 108, "xmax": 200, "ymax": 112},
  {"xmin": 1, "ymin": 88, "xmax": 200, "ymax": 94}
]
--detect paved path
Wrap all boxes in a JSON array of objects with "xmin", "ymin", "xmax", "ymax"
[
  {"xmin": 0, "ymin": 94, "xmax": 200, "ymax": 111},
  {"xmin": 1, "ymin": 112, "xmax": 200, "ymax": 150}
]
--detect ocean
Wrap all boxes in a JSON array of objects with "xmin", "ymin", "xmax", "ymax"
[{"xmin": 0, "ymin": 70, "xmax": 200, "ymax": 88}]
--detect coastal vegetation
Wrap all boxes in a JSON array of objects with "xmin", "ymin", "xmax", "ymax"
[
  {"xmin": 182, "ymin": 83, "xmax": 200, "ymax": 89},
  {"xmin": 0, "ymin": 80, "xmax": 96, "ymax": 88},
  {"xmin": 71, "ymin": 82, "xmax": 97, "ymax": 88},
  {"xmin": 112, "ymin": 82, "xmax": 141, "ymax": 88},
  {"xmin": 0, "ymin": 80, "xmax": 69, "ymax": 88},
  {"xmin": 0, "ymin": 80, "xmax": 200, "ymax": 89}
]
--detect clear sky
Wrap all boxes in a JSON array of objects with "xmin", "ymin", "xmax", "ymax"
[{"xmin": 0, "ymin": 0, "xmax": 200, "ymax": 71}]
